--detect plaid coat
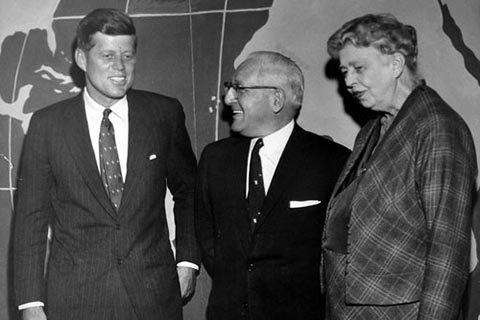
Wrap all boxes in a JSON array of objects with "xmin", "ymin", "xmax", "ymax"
[{"xmin": 323, "ymin": 84, "xmax": 477, "ymax": 319}]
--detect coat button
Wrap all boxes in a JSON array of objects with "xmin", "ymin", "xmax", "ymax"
[
  {"xmin": 240, "ymin": 303, "xmax": 248, "ymax": 317},
  {"xmin": 248, "ymin": 263, "xmax": 254, "ymax": 271},
  {"xmin": 117, "ymin": 258, "xmax": 123, "ymax": 265}
]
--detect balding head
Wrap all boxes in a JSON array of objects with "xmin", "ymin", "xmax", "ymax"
[
  {"xmin": 238, "ymin": 51, "xmax": 304, "ymax": 112},
  {"xmin": 224, "ymin": 51, "xmax": 305, "ymax": 137}
]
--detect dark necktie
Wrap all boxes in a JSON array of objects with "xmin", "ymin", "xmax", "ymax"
[
  {"xmin": 99, "ymin": 108, "xmax": 124, "ymax": 211},
  {"xmin": 247, "ymin": 138, "xmax": 265, "ymax": 230}
]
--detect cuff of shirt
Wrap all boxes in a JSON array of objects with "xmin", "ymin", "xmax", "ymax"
[
  {"xmin": 177, "ymin": 261, "xmax": 199, "ymax": 270},
  {"xmin": 18, "ymin": 301, "xmax": 44, "ymax": 310}
]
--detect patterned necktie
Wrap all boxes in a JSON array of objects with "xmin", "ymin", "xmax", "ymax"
[
  {"xmin": 99, "ymin": 108, "xmax": 124, "ymax": 211},
  {"xmin": 247, "ymin": 138, "xmax": 265, "ymax": 230}
]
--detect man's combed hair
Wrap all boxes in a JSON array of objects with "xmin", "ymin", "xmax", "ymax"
[
  {"xmin": 327, "ymin": 13, "xmax": 418, "ymax": 75},
  {"xmin": 247, "ymin": 51, "xmax": 305, "ymax": 108},
  {"xmin": 76, "ymin": 8, "xmax": 136, "ymax": 51}
]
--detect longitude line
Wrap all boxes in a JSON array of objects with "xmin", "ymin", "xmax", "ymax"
[
  {"xmin": 188, "ymin": 0, "xmax": 198, "ymax": 155},
  {"xmin": 215, "ymin": 0, "xmax": 229, "ymax": 141},
  {"xmin": 8, "ymin": 31, "xmax": 29, "ymax": 211},
  {"xmin": 8, "ymin": 117, "xmax": 14, "ymax": 210},
  {"xmin": 12, "ymin": 31, "xmax": 29, "ymax": 107}
]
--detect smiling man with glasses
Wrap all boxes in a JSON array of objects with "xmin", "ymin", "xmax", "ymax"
[{"xmin": 195, "ymin": 51, "xmax": 350, "ymax": 320}]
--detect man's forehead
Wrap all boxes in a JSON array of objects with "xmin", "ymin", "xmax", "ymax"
[
  {"xmin": 233, "ymin": 61, "xmax": 262, "ymax": 82},
  {"xmin": 90, "ymin": 31, "xmax": 134, "ymax": 40}
]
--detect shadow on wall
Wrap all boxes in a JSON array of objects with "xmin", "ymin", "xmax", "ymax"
[{"xmin": 438, "ymin": 0, "xmax": 480, "ymax": 87}]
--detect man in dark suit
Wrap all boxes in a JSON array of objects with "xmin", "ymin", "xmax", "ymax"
[
  {"xmin": 13, "ymin": 8, "xmax": 199, "ymax": 320},
  {"xmin": 195, "ymin": 51, "xmax": 350, "ymax": 320}
]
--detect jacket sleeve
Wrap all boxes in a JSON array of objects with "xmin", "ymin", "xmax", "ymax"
[
  {"xmin": 166, "ymin": 99, "xmax": 200, "ymax": 266},
  {"xmin": 13, "ymin": 111, "xmax": 53, "ymax": 306},
  {"xmin": 194, "ymin": 146, "xmax": 216, "ymax": 276},
  {"xmin": 416, "ymin": 111, "xmax": 477, "ymax": 319}
]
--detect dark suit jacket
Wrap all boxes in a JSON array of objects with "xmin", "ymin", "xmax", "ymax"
[
  {"xmin": 196, "ymin": 124, "xmax": 350, "ymax": 320},
  {"xmin": 14, "ymin": 89, "xmax": 199, "ymax": 320},
  {"xmin": 323, "ymin": 85, "xmax": 477, "ymax": 319}
]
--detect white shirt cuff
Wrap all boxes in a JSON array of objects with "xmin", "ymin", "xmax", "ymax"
[
  {"xmin": 177, "ymin": 261, "xmax": 199, "ymax": 270},
  {"xmin": 18, "ymin": 301, "xmax": 44, "ymax": 310}
]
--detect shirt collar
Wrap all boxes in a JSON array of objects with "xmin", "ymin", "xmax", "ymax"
[
  {"xmin": 83, "ymin": 89, "xmax": 128, "ymax": 121},
  {"xmin": 251, "ymin": 120, "xmax": 295, "ymax": 156}
]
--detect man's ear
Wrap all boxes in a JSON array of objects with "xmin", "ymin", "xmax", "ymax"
[
  {"xmin": 271, "ymin": 89, "xmax": 285, "ymax": 113},
  {"xmin": 391, "ymin": 52, "xmax": 406, "ymax": 79},
  {"xmin": 75, "ymin": 48, "xmax": 87, "ymax": 72}
]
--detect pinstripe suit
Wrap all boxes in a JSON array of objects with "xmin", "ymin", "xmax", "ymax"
[
  {"xmin": 13, "ymin": 89, "xmax": 199, "ymax": 320},
  {"xmin": 323, "ymin": 85, "xmax": 477, "ymax": 319}
]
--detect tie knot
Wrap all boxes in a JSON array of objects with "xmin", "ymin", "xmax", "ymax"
[
  {"xmin": 102, "ymin": 108, "xmax": 113, "ymax": 128},
  {"xmin": 253, "ymin": 138, "xmax": 264, "ymax": 152},
  {"xmin": 103, "ymin": 108, "xmax": 112, "ymax": 119}
]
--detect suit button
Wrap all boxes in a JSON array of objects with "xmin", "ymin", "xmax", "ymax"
[
  {"xmin": 240, "ymin": 303, "xmax": 248, "ymax": 317},
  {"xmin": 117, "ymin": 258, "xmax": 123, "ymax": 265},
  {"xmin": 116, "ymin": 224, "xmax": 121, "ymax": 230},
  {"xmin": 248, "ymin": 263, "xmax": 254, "ymax": 271}
]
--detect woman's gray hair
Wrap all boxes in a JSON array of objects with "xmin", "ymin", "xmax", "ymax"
[{"xmin": 327, "ymin": 13, "xmax": 419, "ymax": 78}]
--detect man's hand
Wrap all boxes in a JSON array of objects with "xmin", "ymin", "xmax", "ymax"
[
  {"xmin": 22, "ymin": 306, "xmax": 47, "ymax": 320},
  {"xmin": 177, "ymin": 266, "xmax": 197, "ymax": 303}
]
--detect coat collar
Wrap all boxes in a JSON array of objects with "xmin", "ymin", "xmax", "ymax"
[
  {"xmin": 330, "ymin": 84, "xmax": 428, "ymax": 200},
  {"xmin": 62, "ymin": 94, "xmax": 117, "ymax": 218},
  {"xmin": 254, "ymin": 124, "xmax": 309, "ymax": 230},
  {"xmin": 61, "ymin": 91, "xmax": 154, "ymax": 219},
  {"xmin": 120, "ymin": 92, "xmax": 153, "ymax": 207}
]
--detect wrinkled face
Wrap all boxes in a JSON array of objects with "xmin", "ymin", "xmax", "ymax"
[
  {"xmin": 224, "ymin": 62, "xmax": 277, "ymax": 137},
  {"xmin": 339, "ymin": 43, "xmax": 396, "ymax": 112},
  {"xmin": 75, "ymin": 32, "xmax": 136, "ymax": 107}
]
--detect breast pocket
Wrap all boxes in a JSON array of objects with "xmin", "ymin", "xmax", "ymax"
[{"xmin": 289, "ymin": 200, "xmax": 321, "ymax": 209}]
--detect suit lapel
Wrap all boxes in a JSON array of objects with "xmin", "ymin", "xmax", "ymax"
[
  {"xmin": 62, "ymin": 95, "xmax": 116, "ymax": 217},
  {"xmin": 330, "ymin": 118, "xmax": 378, "ymax": 199},
  {"xmin": 255, "ymin": 125, "xmax": 304, "ymax": 230},
  {"xmin": 229, "ymin": 138, "xmax": 253, "ymax": 252},
  {"xmin": 120, "ymin": 93, "xmax": 153, "ymax": 209}
]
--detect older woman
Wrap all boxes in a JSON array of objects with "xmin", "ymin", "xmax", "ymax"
[{"xmin": 322, "ymin": 13, "xmax": 477, "ymax": 319}]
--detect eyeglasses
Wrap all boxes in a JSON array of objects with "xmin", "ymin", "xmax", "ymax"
[{"xmin": 224, "ymin": 81, "xmax": 280, "ymax": 94}]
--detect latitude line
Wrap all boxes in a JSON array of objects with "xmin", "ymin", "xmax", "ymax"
[{"xmin": 52, "ymin": 7, "xmax": 270, "ymax": 21}]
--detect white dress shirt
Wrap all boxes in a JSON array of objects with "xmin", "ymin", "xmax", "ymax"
[
  {"xmin": 246, "ymin": 120, "xmax": 295, "ymax": 196},
  {"xmin": 84, "ymin": 90, "xmax": 129, "ymax": 178}
]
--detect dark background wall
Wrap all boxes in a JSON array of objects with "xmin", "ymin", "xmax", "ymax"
[{"xmin": 1, "ymin": 0, "xmax": 479, "ymax": 319}]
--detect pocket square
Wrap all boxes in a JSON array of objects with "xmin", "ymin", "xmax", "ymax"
[
  {"xmin": 149, "ymin": 154, "xmax": 157, "ymax": 160},
  {"xmin": 289, "ymin": 200, "xmax": 321, "ymax": 208}
]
